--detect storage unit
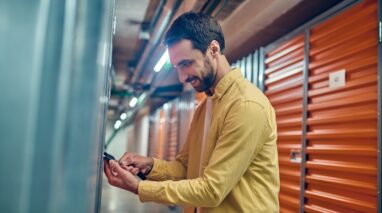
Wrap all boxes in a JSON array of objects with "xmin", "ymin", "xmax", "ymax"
[
  {"xmin": 261, "ymin": 0, "xmax": 380, "ymax": 212},
  {"xmin": 305, "ymin": 1, "xmax": 378, "ymax": 212},
  {"xmin": 264, "ymin": 34, "xmax": 306, "ymax": 213},
  {"xmin": 156, "ymin": 109, "xmax": 167, "ymax": 159},
  {"xmin": 167, "ymin": 103, "xmax": 179, "ymax": 160},
  {"xmin": 148, "ymin": 92, "xmax": 196, "ymax": 160}
]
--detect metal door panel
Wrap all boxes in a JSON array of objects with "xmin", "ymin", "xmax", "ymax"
[
  {"xmin": 305, "ymin": 1, "xmax": 378, "ymax": 212},
  {"xmin": 264, "ymin": 34, "xmax": 305, "ymax": 213}
]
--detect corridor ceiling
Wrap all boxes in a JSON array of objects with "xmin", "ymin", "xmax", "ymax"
[{"xmin": 108, "ymin": 0, "xmax": 344, "ymax": 121}]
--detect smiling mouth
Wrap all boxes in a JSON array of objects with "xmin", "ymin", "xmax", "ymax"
[
  {"xmin": 186, "ymin": 77, "xmax": 198, "ymax": 85},
  {"xmin": 190, "ymin": 78, "xmax": 198, "ymax": 85}
]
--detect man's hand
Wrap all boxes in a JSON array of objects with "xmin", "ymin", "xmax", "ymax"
[
  {"xmin": 119, "ymin": 152, "xmax": 154, "ymax": 176},
  {"xmin": 104, "ymin": 160, "xmax": 140, "ymax": 194}
]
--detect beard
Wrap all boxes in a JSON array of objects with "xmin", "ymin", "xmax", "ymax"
[{"xmin": 192, "ymin": 58, "xmax": 216, "ymax": 92}]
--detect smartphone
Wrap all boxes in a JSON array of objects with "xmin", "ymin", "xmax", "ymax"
[
  {"xmin": 103, "ymin": 152, "xmax": 146, "ymax": 180},
  {"xmin": 103, "ymin": 152, "xmax": 116, "ymax": 162}
]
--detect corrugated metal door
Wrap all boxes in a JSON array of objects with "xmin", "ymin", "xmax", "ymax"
[
  {"xmin": 305, "ymin": 0, "xmax": 378, "ymax": 212},
  {"xmin": 156, "ymin": 109, "xmax": 167, "ymax": 159},
  {"xmin": 148, "ymin": 111, "xmax": 159, "ymax": 157},
  {"xmin": 178, "ymin": 91, "xmax": 196, "ymax": 147},
  {"xmin": 167, "ymin": 102, "xmax": 179, "ymax": 160},
  {"xmin": 264, "ymin": 34, "xmax": 305, "ymax": 213}
]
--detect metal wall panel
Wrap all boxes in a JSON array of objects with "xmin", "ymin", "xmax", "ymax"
[
  {"xmin": 264, "ymin": 35, "xmax": 305, "ymax": 213},
  {"xmin": 377, "ymin": 0, "xmax": 382, "ymax": 211},
  {"xmin": 305, "ymin": 0, "xmax": 378, "ymax": 212},
  {"xmin": 252, "ymin": 50, "xmax": 260, "ymax": 87},
  {"xmin": 245, "ymin": 53, "xmax": 253, "ymax": 82},
  {"xmin": 240, "ymin": 58, "xmax": 246, "ymax": 78},
  {"xmin": 0, "ymin": 0, "xmax": 114, "ymax": 212}
]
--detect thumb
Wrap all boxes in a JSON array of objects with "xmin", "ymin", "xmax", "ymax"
[{"xmin": 109, "ymin": 161, "xmax": 129, "ymax": 178}]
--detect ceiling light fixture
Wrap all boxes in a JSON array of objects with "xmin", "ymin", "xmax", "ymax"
[
  {"xmin": 120, "ymin": 113, "xmax": 127, "ymax": 120},
  {"xmin": 114, "ymin": 120, "xmax": 122, "ymax": 129},
  {"xmin": 129, "ymin": 97, "xmax": 138, "ymax": 107},
  {"xmin": 138, "ymin": 93, "xmax": 147, "ymax": 103},
  {"xmin": 154, "ymin": 50, "xmax": 169, "ymax": 72}
]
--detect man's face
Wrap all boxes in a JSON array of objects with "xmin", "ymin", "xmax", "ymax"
[{"xmin": 168, "ymin": 40, "xmax": 216, "ymax": 92}]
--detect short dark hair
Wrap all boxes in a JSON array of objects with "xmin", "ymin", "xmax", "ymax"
[{"xmin": 164, "ymin": 12, "xmax": 225, "ymax": 54}]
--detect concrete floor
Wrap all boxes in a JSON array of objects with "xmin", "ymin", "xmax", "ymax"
[{"xmin": 100, "ymin": 176, "xmax": 182, "ymax": 213}]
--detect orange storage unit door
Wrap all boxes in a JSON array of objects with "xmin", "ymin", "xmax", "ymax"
[
  {"xmin": 167, "ymin": 103, "xmax": 179, "ymax": 161},
  {"xmin": 305, "ymin": 0, "xmax": 378, "ymax": 212},
  {"xmin": 264, "ymin": 34, "xmax": 305, "ymax": 213},
  {"xmin": 156, "ymin": 109, "xmax": 167, "ymax": 159}
]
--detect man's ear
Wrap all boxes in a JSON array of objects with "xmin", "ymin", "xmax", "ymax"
[{"xmin": 210, "ymin": 40, "xmax": 220, "ymax": 56}]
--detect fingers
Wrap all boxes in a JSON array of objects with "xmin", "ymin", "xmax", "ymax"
[
  {"xmin": 105, "ymin": 160, "xmax": 119, "ymax": 176},
  {"xmin": 119, "ymin": 164, "xmax": 137, "ymax": 175},
  {"xmin": 104, "ymin": 160, "xmax": 112, "ymax": 178},
  {"xmin": 130, "ymin": 167, "xmax": 139, "ymax": 175},
  {"xmin": 109, "ymin": 160, "xmax": 122, "ymax": 176},
  {"xmin": 119, "ymin": 152, "xmax": 142, "ymax": 175},
  {"xmin": 119, "ymin": 152, "xmax": 135, "ymax": 165},
  {"xmin": 104, "ymin": 160, "xmax": 140, "ymax": 194},
  {"xmin": 110, "ymin": 160, "xmax": 131, "ymax": 179},
  {"xmin": 141, "ymin": 163, "xmax": 153, "ymax": 175},
  {"xmin": 104, "ymin": 160, "xmax": 123, "ymax": 187},
  {"xmin": 118, "ymin": 152, "xmax": 152, "ymax": 177}
]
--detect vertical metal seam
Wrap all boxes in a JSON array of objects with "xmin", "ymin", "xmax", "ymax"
[
  {"xmin": 299, "ymin": 30, "xmax": 310, "ymax": 213},
  {"xmin": 251, "ymin": 52, "xmax": 255, "ymax": 83},
  {"xmin": 259, "ymin": 47, "xmax": 265, "ymax": 92},
  {"xmin": 248, "ymin": 53, "xmax": 253, "ymax": 83},
  {"xmin": 253, "ymin": 50, "xmax": 258, "ymax": 86},
  {"xmin": 377, "ymin": 1, "xmax": 382, "ymax": 212},
  {"xmin": 95, "ymin": 0, "xmax": 116, "ymax": 211}
]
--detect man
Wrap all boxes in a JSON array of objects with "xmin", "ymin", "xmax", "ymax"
[{"xmin": 104, "ymin": 12, "xmax": 279, "ymax": 213}]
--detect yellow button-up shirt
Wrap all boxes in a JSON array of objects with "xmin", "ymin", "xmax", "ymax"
[{"xmin": 138, "ymin": 68, "xmax": 280, "ymax": 213}]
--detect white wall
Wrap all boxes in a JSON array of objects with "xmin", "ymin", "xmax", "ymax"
[
  {"xmin": 135, "ymin": 114, "xmax": 149, "ymax": 156},
  {"xmin": 105, "ymin": 108, "xmax": 150, "ymax": 158},
  {"xmin": 105, "ymin": 123, "xmax": 129, "ymax": 160}
]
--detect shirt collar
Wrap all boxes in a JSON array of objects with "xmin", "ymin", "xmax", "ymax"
[{"xmin": 212, "ymin": 67, "xmax": 242, "ymax": 100}]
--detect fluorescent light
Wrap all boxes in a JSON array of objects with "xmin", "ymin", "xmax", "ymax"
[
  {"xmin": 163, "ymin": 103, "xmax": 169, "ymax": 110},
  {"xmin": 114, "ymin": 120, "xmax": 122, "ymax": 129},
  {"xmin": 120, "ymin": 113, "xmax": 127, "ymax": 120},
  {"xmin": 138, "ymin": 93, "xmax": 147, "ymax": 103},
  {"xmin": 154, "ymin": 50, "xmax": 169, "ymax": 72},
  {"xmin": 129, "ymin": 97, "xmax": 138, "ymax": 107}
]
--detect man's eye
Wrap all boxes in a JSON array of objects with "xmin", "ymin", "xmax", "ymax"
[
  {"xmin": 184, "ymin": 60, "xmax": 192, "ymax": 66},
  {"xmin": 180, "ymin": 60, "xmax": 193, "ymax": 68}
]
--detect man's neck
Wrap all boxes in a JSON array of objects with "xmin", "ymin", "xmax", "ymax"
[{"xmin": 206, "ymin": 56, "xmax": 231, "ymax": 96}]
